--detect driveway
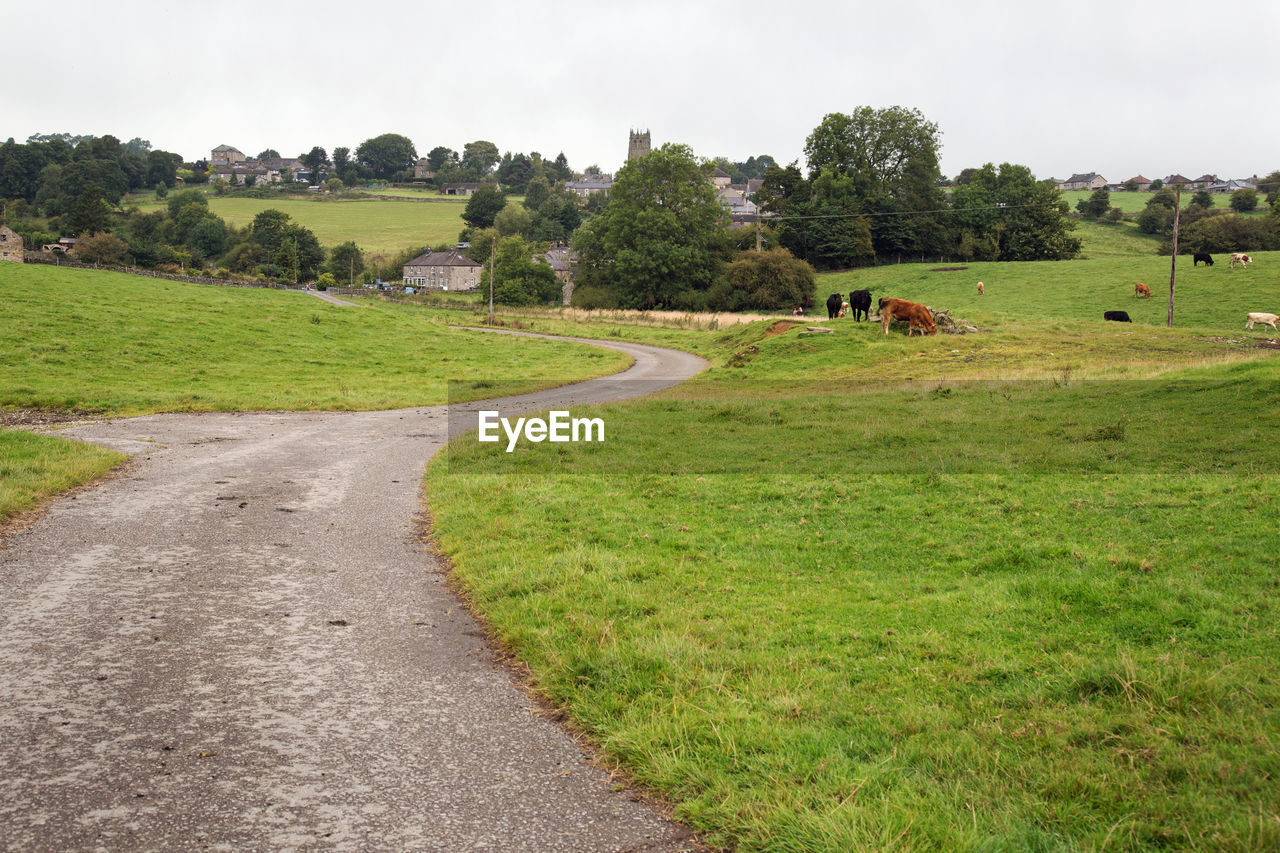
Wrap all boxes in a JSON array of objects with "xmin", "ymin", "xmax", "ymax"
[{"xmin": 0, "ymin": 334, "xmax": 708, "ymax": 852}]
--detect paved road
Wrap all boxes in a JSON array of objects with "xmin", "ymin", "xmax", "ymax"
[{"xmin": 0, "ymin": 335, "xmax": 708, "ymax": 852}]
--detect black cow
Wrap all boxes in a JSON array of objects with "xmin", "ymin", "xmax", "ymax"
[
  {"xmin": 826, "ymin": 293, "xmax": 844, "ymax": 320},
  {"xmin": 848, "ymin": 289, "xmax": 872, "ymax": 322},
  {"xmin": 1193, "ymin": 252, "xmax": 1214, "ymax": 266},
  {"xmin": 1104, "ymin": 310, "xmax": 1132, "ymax": 322}
]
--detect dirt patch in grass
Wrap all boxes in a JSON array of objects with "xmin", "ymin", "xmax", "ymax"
[
  {"xmin": 0, "ymin": 408, "xmax": 106, "ymax": 428},
  {"xmin": 763, "ymin": 321, "xmax": 803, "ymax": 338}
]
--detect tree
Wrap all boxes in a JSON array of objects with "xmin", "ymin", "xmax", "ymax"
[
  {"xmin": 75, "ymin": 230, "xmax": 128, "ymax": 265},
  {"xmin": 257, "ymin": 149, "xmax": 281, "ymax": 160},
  {"xmin": 494, "ymin": 204, "xmax": 532, "ymax": 237},
  {"xmin": 462, "ymin": 185, "xmax": 507, "ymax": 229},
  {"xmin": 327, "ymin": 241, "xmax": 365, "ymax": 285},
  {"xmin": 332, "ymin": 147, "xmax": 358, "ymax": 184},
  {"xmin": 355, "ymin": 133, "xmax": 417, "ymax": 180},
  {"xmin": 950, "ymin": 163, "xmax": 1080, "ymax": 261},
  {"xmin": 573, "ymin": 143, "xmax": 728, "ymax": 309},
  {"xmin": 1076, "ymin": 187, "xmax": 1111, "ymax": 219},
  {"xmin": 801, "ymin": 107, "xmax": 947, "ymax": 257},
  {"xmin": 1230, "ymin": 188, "xmax": 1259, "ymax": 212},
  {"xmin": 426, "ymin": 146, "xmax": 457, "ymax": 171},
  {"xmin": 462, "ymin": 140, "xmax": 500, "ymax": 177},
  {"xmin": 66, "ymin": 186, "xmax": 112, "ymax": 235},
  {"xmin": 1149, "ymin": 178, "xmax": 1164, "ymax": 191},
  {"xmin": 711, "ymin": 248, "xmax": 816, "ymax": 311},
  {"xmin": 480, "ymin": 236, "xmax": 561, "ymax": 305},
  {"xmin": 300, "ymin": 146, "xmax": 329, "ymax": 182},
  {"xmin": 1190, "ymin": 190, "xmax": 1215, "ymax": 209}
]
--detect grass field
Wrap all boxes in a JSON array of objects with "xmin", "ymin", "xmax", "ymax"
[
  {"xmin": 0, "ymin": 264, "xmax": 629, "ymax": 417},
  {"xmin": 6, "ymin": 248, "xmax": 1280, "ymax": 850},
  {"xmin": 136, "ymin": 194, "xmax": 469, "ymax": 256},
  {"xmin": 426, "ymin": 255, "xmax": 1280, "ymax": 851},
  {"xmin": 1059, "ymin": 189, "xmax": 1248, "ymax": 214}
]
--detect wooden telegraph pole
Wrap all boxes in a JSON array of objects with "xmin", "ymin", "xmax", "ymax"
[
  {"xmin": 488, "ymin": 238, "xmax": 496, "ymax": 326},
  {"xmin": 1168, "ymin": 185, "xmax": 1180, "ymax": 328}
]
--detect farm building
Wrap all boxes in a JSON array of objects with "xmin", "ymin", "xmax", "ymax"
[
  {"xmin": 0, "ymin": 225, "xmax": 23, "ymax": 263},
  {"xmin": 1121, "ymin": 175, "xmax": 1152, "ymax": 190},
  {"xmin": 439, "ymin": 183, "xmax": 484, "ymax": 196},
  {"xmin": 402, "ymin": 250, "xmax": 482, "ymax": 291}
]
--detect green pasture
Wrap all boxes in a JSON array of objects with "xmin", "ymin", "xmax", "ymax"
[
  {"xmin": 1059, "ymin": 189, "xmax": 1243, "ymax": 214},
  {"xmin": 136, "ymin": 194, "xmax": 468, "ymax": 256},
  {"xmin": 427, "ymin": 256, "xmax": 1280, "ymax": 850},
  {"xmin": 0, "ymin": 263, "xmax": 628, "ymax": 417}
]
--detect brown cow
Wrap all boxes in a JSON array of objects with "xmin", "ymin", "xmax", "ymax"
[
  {"xmin": 1230, "ymin": 252, "xmax": 1253, "ymax": 269},
  {"xmin": 878, "ymin": 297, "xmax": 938, "ymax": 336},
  {"xmin": 977, "ymin": 281, "xmax": 985, "ymax": 295},
  {"xmin": 1134, "ymin": 282, "xmax": 1151, "ymax": 297}
]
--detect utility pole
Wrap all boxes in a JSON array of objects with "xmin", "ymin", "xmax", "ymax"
[
  {"xmin": 488, "ymin": 238, "xmax": 496, "ymax": 326},
  {"xmin": 1168, "ymin": 185, "xmax": 1180, "ymax": 328}
]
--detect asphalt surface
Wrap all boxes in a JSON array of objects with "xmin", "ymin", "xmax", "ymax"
[{"xmin": 0, "ymin": 334, "xmax": 708, "ymax": 852}]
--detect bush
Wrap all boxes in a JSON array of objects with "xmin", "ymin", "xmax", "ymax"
[
  {"xmin": 1164, "ymin": 213, "xmax": 1280, "ymax": 254},
  {"xmin": 1230, "ymin": 189, "xmax": 1259, "ymax": 213},
  {"xmin": 569, "ymin": 284, "xmax": 622, "ymax": 310},
  {"xmin": 317, "ymin": 272, "xmax": 336, "ymax": 291},
  {"xmin": 714, "ymin": 248, "xmax": 817, "ymax": 312}
]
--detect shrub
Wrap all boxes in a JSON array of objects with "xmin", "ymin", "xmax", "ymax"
[{"xmin": 1230, "ymin": 188, "xmax": 1259, "ymax": 213}]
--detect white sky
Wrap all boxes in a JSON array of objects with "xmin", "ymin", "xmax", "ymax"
[{"xmin": 5, "ymin": 0, "xmax": 1276, "ymax": 183}]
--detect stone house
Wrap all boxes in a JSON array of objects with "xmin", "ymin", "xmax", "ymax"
[
  {"xmin": 402, "ymin": 250, "xmax": 482, "ymax": 291},
  {"xmin": 211, "ymin": 145, "xmax": 246, "ymax": 166},
  {"xmin": 1121, "ymin": 175, "xmax": 1152, "ymax": 191},
  {"xmin": 0, "ymin": 225, "xmax": 24, "ymax": 263},
  {"xmin": 543, "ymin": 245, "xmax": 576, "ymax": 304},
  {"xmin": 1058, "ymin": 173, "xmax": 1108, "ymax": 191},
  {"xmin": 1163, "ymin": 174, "xmax": 1192, "ymax": 188}
]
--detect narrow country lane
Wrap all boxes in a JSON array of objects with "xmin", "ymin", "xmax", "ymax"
[{"xmin": 0, "ymin": 335, "xmax": 708, "ymax": 852}]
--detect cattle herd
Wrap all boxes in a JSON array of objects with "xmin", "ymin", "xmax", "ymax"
[{"xmin": 816, "ymin": 254, "xmax": 1273, "ymax": 336}]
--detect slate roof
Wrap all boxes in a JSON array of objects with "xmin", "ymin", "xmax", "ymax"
[{"xmin": 404, "ymin": 250, "xmax": 481, "ymax": 268}]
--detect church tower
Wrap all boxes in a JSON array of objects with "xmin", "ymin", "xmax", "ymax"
[{"xmin": 627, "ymin": 129, "xmax": 651, "ymax": 161}]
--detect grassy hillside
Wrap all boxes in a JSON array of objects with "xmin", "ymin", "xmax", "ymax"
[
  {"xmin": 0, "ymin": 264, "xmax": 628, "ymax": 415},
  {"xmin": 427, "ymin": 255, "xmax": 1280, "ymax": 851},
  {"xmin": 136, "ymin": 194, "xmax": 469, "ymax": 256}
]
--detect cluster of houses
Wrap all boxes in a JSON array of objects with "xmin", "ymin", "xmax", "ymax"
[
  {"xmin": 1056, "ymin": 172, "xmax": 1259, "ymax": 194},
  {"xmin": 209, "ymin": 145, "xmax": 313, "ymax": 186}
]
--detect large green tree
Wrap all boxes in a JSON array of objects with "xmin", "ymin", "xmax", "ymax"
[
  {"xmin": 462, "ymin": 140, "xmax": 500, "ymax": 177},
  {"xmin": 355, "ymin": 133, "xmax": 417, "ymax": 180},
  {"xmin": 300, "ymin": 146, "xmax": 329, "ymax": 181},
  {"xmin": 462, "ymin": 185, "xmax": 507, "ymax": 229},
  {"xmin": 573, "ymin": 143, "xmax": 728, "ymax": 309},
  {"xmin": 327, "ymin": 241, "xmax": 364, "ymax": 285},
  {"xmin": 480, "ymin": 236, "xmax": 561, "ymax": 305},
  {"xmin": 949, "ymin": 163, "xmax": 1080, "ymax": 260}
]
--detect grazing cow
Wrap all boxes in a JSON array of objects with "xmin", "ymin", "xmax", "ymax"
[
  {"xmin": 826, "ymin": 293, "xmax": 844, "ymax": 320},
  {"xmin": 977, "ymin": 281, "xmax": 985, "ymax": 295},
  {"xmin": 1104, "ymin": 310, "xmax": 1132, "ymax": 322},
  {"xmin": 1193, "ymin": 251, "xmax": 1214, "ymax": 266},
  {"xmin": 848, "ymin": 289, "xmax": 872, "ymax": 321},
  {"xmin": 878, "ymin": 297, "xmax": 938, "ymax": 336},
  {"xmin": 1134, "ymin": 282, "xmax": 1151, "ymax": 298},
  {"xmin": 792, "ymin": 305, "xmax": 805, "ymax": 316},
  {"xmin": 1230, "ymin": 253, "xmax": 1253, "ymax": 269},
  {"xmin": 1245, "ymin": 312, "xmax": 1279, "ymax": 331}
]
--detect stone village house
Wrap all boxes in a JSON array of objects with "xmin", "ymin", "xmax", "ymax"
[
  {"xmin": 0, "ymin": 225, "xmax": 24, "ymax": 263},
  {"xmin": 402, "ymin": 250, "xmax": 482, "ymax": 291}
]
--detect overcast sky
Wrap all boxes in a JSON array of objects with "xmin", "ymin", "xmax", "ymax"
[{"xmin": 5, "ymin": 0, "xmax": 1276, "ymax": 183}]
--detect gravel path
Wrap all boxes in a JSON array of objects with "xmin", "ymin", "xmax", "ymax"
[{"xmin": 0, "ymin": 335, "xmax": 708, "ymax": 852}]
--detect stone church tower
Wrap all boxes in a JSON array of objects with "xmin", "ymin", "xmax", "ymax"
[{"xmin": 627, "ymin": 129, "xmax": 651, "ymax": 161}]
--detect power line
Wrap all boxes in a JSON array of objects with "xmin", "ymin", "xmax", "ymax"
[{"xmin": 760, "ymin": 201, "xmax": 1065, "ymax": 222}]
